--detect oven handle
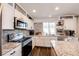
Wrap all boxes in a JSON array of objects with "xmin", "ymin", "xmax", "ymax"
[{"xmin": 22, "ymin": 39, "xmax": 32, "ymax": 47}]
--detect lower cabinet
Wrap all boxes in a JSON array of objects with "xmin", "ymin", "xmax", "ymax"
[
  {"xmin": 34, "ymin": 37, "xmax": 52, "ymax": 47},
  {"xmin": 3, "ymin": 45, "xmax": 21, "ymax": 56},
  {"xmin": 32, "ymin": 37, "xmax": 36, "ymax": 49},
  {"xmin": 32, "ymin": 37, "xmax": 57, "ymax": 48}
]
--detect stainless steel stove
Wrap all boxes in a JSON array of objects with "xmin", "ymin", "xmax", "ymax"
[{"xmin": 7, "ymin": 33, "xmax": 32, "ymax": 56}]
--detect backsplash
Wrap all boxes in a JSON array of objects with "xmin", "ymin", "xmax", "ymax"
[
  {"xmin": 2, "ymin": 29, "xmax": 29, "ymax": 45},
  {"xmin": 2, "ymin": 30, "xmax": 14, "ymax": 45},
  {"xmin": 15, "ymin": 30, "xmax": 29, "ymax": 37}
]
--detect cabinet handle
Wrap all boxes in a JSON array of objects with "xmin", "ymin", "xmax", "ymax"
[{"xmin": 10, "ymin": 51, "xmax": 16, "ymax": 55}]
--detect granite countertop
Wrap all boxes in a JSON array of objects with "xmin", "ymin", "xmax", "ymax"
[
  {"xmin": 51, "ymin": 40, "xmax": 79, "ymax": 56},
  {"xmin": 2, "ymin": 42, "xmax": 21, "ymax": 55},
  {"xmin": 33, "ymin": 35, "xmax": 57, "ymax": 37}
]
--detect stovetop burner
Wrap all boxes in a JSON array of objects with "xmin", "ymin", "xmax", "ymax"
[{"xmin": 9, "ymin": 36, "xmax": 32, "ymax": 42}]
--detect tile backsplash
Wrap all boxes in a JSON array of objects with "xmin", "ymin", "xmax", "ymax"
[{"xmin": 2, "ymin": 29, "xmax": 29, "ymax": 45}]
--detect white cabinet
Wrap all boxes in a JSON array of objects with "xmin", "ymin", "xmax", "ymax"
[
  {"xmin": 15, "ymin": 9, "xmax": 34, "ymax": 30},
  {"xmin": 2, "ymin": 3, "xmax": 14, "ymax": 29},
  {"xmin": 64, "ymin": 18, "xmax": 77, "ymax": 31},
  {"xmin": 34, "ymin": 37, "xmax": 54, "ymax": 47},
  {"xmin": 60, "ymin": 16, "xmax": 77, "ymax": 32},
  {"xmin": 32, "ymin": 37, "xmax": 36, "ymax": 49},
  {"xmin": 3, "ymin": 45, "xmax": 21, "ymax": 56},
  {"xmin": 30, "ymin": 20, "xmax": 34, "ymax": 30},
  {"xmin": 32, "ymin": 37, "xmax": 57, "ymax": 48},
  {"xmin": 2, "ymin": 3, "xmax": 34, "ymax": 30},
  {"xmin": 15, "ymin": 9, "xmax": 27, "ymax": 20},
  {"xmin": 14, "ymin": 4, "xmax": 34, "ymax": 30},
  {"xmin": 27, "ymin": 19, "xmax": 34, "ymax": 30}
]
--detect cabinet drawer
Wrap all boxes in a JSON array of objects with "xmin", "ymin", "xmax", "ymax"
[
  {"xmin": 3, "ymin": 45, "xmax": 21, "ymax": 56},
  {"xmin": 2, "ymin": 3, "xmax": 14, "ymax": 29}
]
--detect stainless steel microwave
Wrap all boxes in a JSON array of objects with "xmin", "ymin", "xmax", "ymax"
[{"xmin": 14, "ymin": 17, "xmax": 28, "ymax": 29}]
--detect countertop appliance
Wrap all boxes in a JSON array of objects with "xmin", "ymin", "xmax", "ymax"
[
  {"xmin": 14, "ymin": 17, "xmax": 28, "ymax": 29},
  {"xmin": 7, "ymin": 33, "xmax": 32, "ymax": 56},
  {"xmin": 29, "ymin": 30, "xmax": 34, "ymax": 35}
]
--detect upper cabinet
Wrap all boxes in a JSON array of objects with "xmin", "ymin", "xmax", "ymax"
[
  {"xmin": 15, "ymin": 3, "xmax": 27, "ymax": 19},
  {"xmin": 2, "ymin": 3, "xmax": 34, "ymax": 30},
  {"xmin": 27, "ymin": 14, "xmax": 34, "ymax": 30},
  {"xmin": 2, "ymin": 3, "xmax": 15, "ymax": 29},
  {"xmin": 60, "ymin": 15, "xmax": 77, "ymax": 32},
  {"xmin": 15, "ymin": 4, "xmax": 29, "ymax": 29},
  {"xmin": 15, "ymin": 4, "xmax": 34, "ymax": 30},
  {"xmin": 27, "ymin": 19, "xmax": 34, "ymax": 30}
]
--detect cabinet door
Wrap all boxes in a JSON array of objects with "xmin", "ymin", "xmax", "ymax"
[
  {"xmin": 26, "ymin": 19, "xmax": 31, "ymax": 30},
  {"xmin": 35, "ymin": 37, "xmax": 49, "ymax": 47},
  {"xmin": 30, "ymin": 20, "xmax": 34, "ymax": 30},
  {"xmin": 3, "ymin": 45, "xmax": 21, "ymax": 56},
  {"xmin": 64, "ymin": 18, "xmax": 77, "ymax": 31},
  {"xmin": 44, "ymin": 38, "xmax": 51, "ymax": 47},
  {"xmin": 13, "ymin": 45, "xmax": 22, "ymax": 56},
  {"xmin": 26, "ymin": 19, "xmax": 34, "ymax": 30},
  {"xmin": 2, "ymin": 4, "xmax": 14, "ymax": 29}
]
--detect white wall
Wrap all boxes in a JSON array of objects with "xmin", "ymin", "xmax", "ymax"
[{"xmin": 77, "ymin": 16, "xmax": 79, "ymax": 37}]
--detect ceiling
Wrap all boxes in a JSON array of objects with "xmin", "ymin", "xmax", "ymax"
[{"xmin": 20, "ymin": 3, "xmax": 79, "ymax": 19}]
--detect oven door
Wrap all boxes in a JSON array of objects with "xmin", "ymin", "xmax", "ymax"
[{"xmin": 22, "ymin": 40, "xmax": 32, "ymax": 56}]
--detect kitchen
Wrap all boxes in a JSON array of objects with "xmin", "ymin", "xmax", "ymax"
[{"xmin": 0, "ymin": 3, "xmax": 79, "ymax": 56}]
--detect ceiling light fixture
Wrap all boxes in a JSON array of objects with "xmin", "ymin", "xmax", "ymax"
[
  {"xmin": 55, "ymin": 6, "xmax": 59, "ymax": 11},
  {"xmin": 32, "ymin": 9, "xmax": 36, "ymax": 13}
]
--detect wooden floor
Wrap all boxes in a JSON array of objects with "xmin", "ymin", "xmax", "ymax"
[{"xmin": 32, "ymin": 46, "xmax": 57, "ymax": 56}]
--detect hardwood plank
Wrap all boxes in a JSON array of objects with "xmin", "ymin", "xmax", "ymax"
[
  {"xmin": 51, "ymin": 47, "xmax": 57, "ymax": 56},
  {"xmin": 47, "ymin": 47, "xmax": 51, "ymax": 56},
  {"xmin": 32, "ymin": 46, "xmax": 40, "ymax": 56},
  {"xmin": 32, "ymin": 46, "xmax": 57, "ymax": 56},
  {"xmin": 39, "ymin": 47, "xmax": 49, "ymax": 56}
]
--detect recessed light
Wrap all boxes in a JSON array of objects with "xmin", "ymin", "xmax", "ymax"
[
  {"xmin": 32, "ymin": 9, "xmax": 36, "ymax": 13},
  {"xmin": 55, "ymin": 6, "xmax": 59, "ymax": 10}
]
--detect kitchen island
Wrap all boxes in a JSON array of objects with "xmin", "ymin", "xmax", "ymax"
[
  {"xmin": 32, "ymin": 36, "xmax": 57, "ymax": 48},
  {"xmin": 51, "ymin": 40, "xmax": 79, "ymax": 56}
]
